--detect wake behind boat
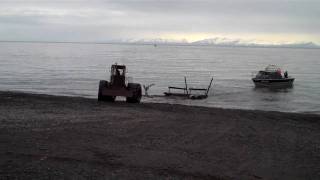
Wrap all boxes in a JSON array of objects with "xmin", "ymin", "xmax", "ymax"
[{"xmin": 252, "ymin": 65, "xmax": 294, "ymax": 88}]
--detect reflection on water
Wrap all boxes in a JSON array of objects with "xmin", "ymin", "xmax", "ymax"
[
  {"xmin": 0, "ymin": 42, "xmax": 319, "ymax": 114},
  {"xmin": 253, "ymin": 86, "xmax": 294, "ymax": 93}
]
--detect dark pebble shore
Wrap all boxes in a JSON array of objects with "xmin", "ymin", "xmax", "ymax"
[{"xmin": 0, "ymin": 91, "xmax": 319, "ymax": 180}]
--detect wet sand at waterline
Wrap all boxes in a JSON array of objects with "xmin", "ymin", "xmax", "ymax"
[{"xmin": 0, "ymin": 91, "xmax": 319, "ymax": 179}]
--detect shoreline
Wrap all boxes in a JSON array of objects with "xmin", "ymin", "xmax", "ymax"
[
  {"xmin": 2, "ymin": 90, "xmax": 320, "ymax": 116},
  {"xmin": 0, "ymin": 91, "xmax": 319, "ymax": 179}
]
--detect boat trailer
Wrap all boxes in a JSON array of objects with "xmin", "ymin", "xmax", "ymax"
[{"xmin": 164, "ymin": 77, "xmax": 213, "ymax": 99}]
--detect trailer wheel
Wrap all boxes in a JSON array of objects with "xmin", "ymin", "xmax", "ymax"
[
  {"xmin": 98, "ymin": 80, "xmax": 115, "ymax": 102},
  {"xmin": 126, "ymin": 83, "xmax": 142, "ymax": 103}
]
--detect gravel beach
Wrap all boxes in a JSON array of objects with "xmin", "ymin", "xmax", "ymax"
[{"xmin": 0, "ymin": 91, "xmax": 319, "ymax": 180}]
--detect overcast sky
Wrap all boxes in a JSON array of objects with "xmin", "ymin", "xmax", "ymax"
[{"xmin": 0, "ymin": 0, "xmax": 319, "ymax": 44}]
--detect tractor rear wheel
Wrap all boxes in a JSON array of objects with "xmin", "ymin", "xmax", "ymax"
[
  {"xmin": 126, "ymin": 83, "xmax": 142, "ymax": 103},
  {"xmin": 98, "ymin": 80, "xmax": 115, "ymax": 102}
]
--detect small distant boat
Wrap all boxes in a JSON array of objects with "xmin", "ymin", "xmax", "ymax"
[{"xmin": 252, "ymin": 65, "xmax": 294, "ymax": 88}]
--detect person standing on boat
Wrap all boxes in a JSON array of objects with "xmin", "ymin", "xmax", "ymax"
[
  {"xmin": 276, "ymin": 69, "xmax": 282, "ymax": 78},
  {"xmin": 284, "ymin": 71, "xmax": 288, "ymax": 78}
]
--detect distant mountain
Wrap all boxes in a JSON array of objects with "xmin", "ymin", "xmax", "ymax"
[
  {"xmin": 192, "ymin": 37, "xmax": 248, "ymax": 46},
  {"xmin": 120, "ymin": 37, "xmax": 319, "ymax": 49},
  {"xmin": 192, "ymin": 38, "xmax": 319, "ymax": 48},
  {"xmin": 275, "ymin": 42, "xmax": 318, "ymax": 48},
  {"xmin": 120, "ymin": 38, "xmax": 189, "ymax": 45}
]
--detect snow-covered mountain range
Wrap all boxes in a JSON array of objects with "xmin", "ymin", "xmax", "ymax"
[{"xmin": 118, "ymin": 37, "xmax": 319, "ymax": 48}]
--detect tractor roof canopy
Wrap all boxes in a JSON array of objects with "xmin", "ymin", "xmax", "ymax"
[{"xmin": 112, "ymin": 64, "xmax": 126, "ymax": 69}]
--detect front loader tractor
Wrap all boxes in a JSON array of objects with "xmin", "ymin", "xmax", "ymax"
[{"xmin": 98, "ymin": 64, "xmax": 142, "ymax": 103}]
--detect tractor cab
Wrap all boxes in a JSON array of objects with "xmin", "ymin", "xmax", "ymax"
[{"xmin": 110, "ymin": 64, "xmax": 126, "ymax": 87}]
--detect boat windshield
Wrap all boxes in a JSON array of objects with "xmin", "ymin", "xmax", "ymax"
[
  {"xmin": 256, "ymin": 70, "xmax": 283, "ymax": 79},
  {"xmin": 265, "ymin": 65, "xmax": 281, "ymax": 72}
]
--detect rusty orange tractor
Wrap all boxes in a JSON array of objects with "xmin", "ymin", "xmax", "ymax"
[{"xmin": 98, "ymin": 64, "xmax": 142, "ymax": 103}]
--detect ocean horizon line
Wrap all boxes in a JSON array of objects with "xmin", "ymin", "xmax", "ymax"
[{"xmin": 0, "ymin": 40, "xmax": 319, "ymax": 50}]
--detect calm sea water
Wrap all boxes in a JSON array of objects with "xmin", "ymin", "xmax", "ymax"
[{"xmin": 0, "ymin": 42, "xmax": 319, "ymax": 114}]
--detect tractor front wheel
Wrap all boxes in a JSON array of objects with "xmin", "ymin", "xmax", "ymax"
[
  {"xmin": 98, "ymin": 80, "xmax": 115, "ymax": 102},
  {"xmin": 126, "ymin": 83, "xmax": 142, "ymax": 103}
]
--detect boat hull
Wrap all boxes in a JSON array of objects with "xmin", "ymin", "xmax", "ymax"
[{"xmin": 252, "ymin": 78, "xmax": 294, "ymax": 88}]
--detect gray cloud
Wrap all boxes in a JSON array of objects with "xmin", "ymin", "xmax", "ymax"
[{"xmin": 0, "ymin": 0, "xmax": 319, "ymax": 43}]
